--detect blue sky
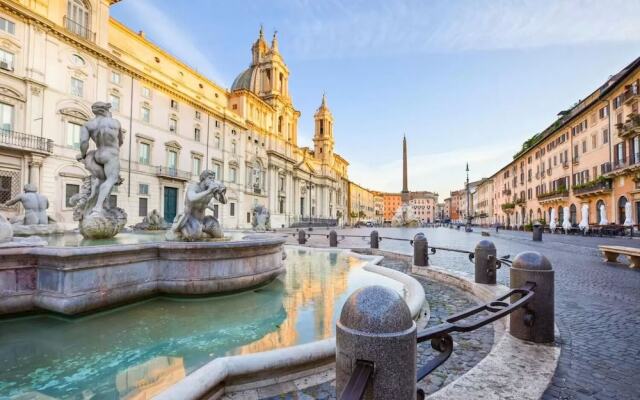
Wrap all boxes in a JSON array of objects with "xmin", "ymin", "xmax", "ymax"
[{"xmin": 111, "ymin": 0, "xmax": 640, "ymax": 198}]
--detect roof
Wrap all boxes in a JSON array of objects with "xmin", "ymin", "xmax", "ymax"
[{"xmin": 231, "ymin": 67, "xmax": 255, "ymax": 91}]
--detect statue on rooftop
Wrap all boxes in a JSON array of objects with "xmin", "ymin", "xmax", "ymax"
[
  {"xmin": 165, "ymin": 170, "xmax": 227, "ymax": 241},
  {"xmin": 70, "ymin": 101, "xmax": 127, "ymax": 239}
]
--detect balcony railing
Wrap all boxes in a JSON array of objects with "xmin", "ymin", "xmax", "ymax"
[
  {"xmin": 572, "ymin": 156, "xmax": 579, "ymax": 164},
  {"xmin": 64, "ymin": 16, "xmax": 96, "ymax": 42},
  {"xmin": 246, "ymin": 183, "xmax": 264, "ymax": 195},
  {"xmin": 624, "ymin": 83, "xmax": 639, "ymax": 104},
  {"xmin": 0, "ymin": 129, "xmax": 53, "ymax": 153},
  {"xmin": 501, "ymin": 189, "xmax": 511, "ymax": 196},
  {"xmin": 616, "ymin": 113, "xmax": 640, "ymax": 138},
  {"xmin": 536, "ymin": 189, "xmax": 569, "ymax": 201},
  {"xmin": 613, "ymin": 157, "xmax": 628, "ymax": 170},
  {"xmin": 156, "ymin": 166, "xmax": 191, "ymax": 181},
  {"xmin": 573, "ymin": 178, "xmax": 613, "ymax": 196}
]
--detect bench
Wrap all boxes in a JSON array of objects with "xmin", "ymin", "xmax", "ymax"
[{"xmin": 599, "ymin": 245, "xmax": 640, "ymax": 268}]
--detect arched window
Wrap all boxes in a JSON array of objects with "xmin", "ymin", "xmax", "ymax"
[
  {"xmin": 558, "ymin": 206, "xmax": 564, "ymax": 224},
  {"xmin": 618, "ymin": 196, "xmax": 628, "ymax": 224},
  {"xmin": 596, "ymin": 200, "xmax": 605, "ymax": 223},
  {"xmin": 569, "ymin": 204, "xmax": 577, "ymax": 225},
  {"xmin": 66, "ymin": 0, "xmax": 91, "ymax": 39}
]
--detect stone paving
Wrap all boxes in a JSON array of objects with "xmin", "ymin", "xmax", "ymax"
[
  {"xmin": 279, "ymin": 226, "xmax": 640, "ymax": 399},
  {"xmin": 262, "ymin": 256, "xmax": 494, "ymax": 400}
]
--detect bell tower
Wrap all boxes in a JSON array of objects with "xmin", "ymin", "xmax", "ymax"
[{"xmin": 313, "ymin": 94, "xmax": 334, "ymax": 163}]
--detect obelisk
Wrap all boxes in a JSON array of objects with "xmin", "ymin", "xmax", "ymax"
[{"xmin": 401, "ymin": 135, "xmax": 409, "ymax": 203}]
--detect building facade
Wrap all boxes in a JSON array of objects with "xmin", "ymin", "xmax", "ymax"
[
  {"xmin": 409, "ymin": 191, "xmax": 438, "ymax": 223},
  {"xmin": 0, "ymin": 0, "xmax": 350, "ymax": 229},
  {"xmin": 489, "ymin": 57, "xmax": 640, "ymax": 228},
  {"xmin": 347, "ymin": 181, "xmax": 375, "ymax": 223},
  {"xmin": 382, "ymin": 192, "xmax": 401, "ymax": 223}
]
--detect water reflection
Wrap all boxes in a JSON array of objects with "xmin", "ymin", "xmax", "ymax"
[{"xmin": 0, "ymin": 248, "xmax": 403, "ymax": 399}]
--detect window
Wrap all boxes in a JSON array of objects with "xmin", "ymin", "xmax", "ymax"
[
  {"xmin": 215, "ymin": 135, "xmax": 221, "ymax": 149},
  {"xmin": 0, "ymin": 102, "xmax": 13, "ymax": 132},
  {"xmin": 139, "ymin": 197, "xmax": 148, "ymax": 217},
  {"xmin": 67, "ymin": 0, "xmax": 90, "ymax": 32},
  {"xmin": 279, "ymin": 198, "xmax": 285, "ymax": 214},
  {"xmin": 110, "ymin": 71, "xmax": 121, "ymax": 84},
  {"xmin": 108, "ymin": 94, "xmax": 120, "ymax": 112},
  {"xmin": 71, "ymin": 54, "xmax": 85, "ymax": 66},
  {"xmin": 246, "ymin": 212, "xmax": 251, "ymax": 223},
  {"xmin": 66, "ymin": 122, "xmax": 82, "ymax": 149},
  {"xmin": 138, "ymin": 142, "xmax": 150, "ymax": 165},
  {"xmin": 231, "ymin": 140, "xmax": 237, "ymax": 154},
  {"xmin": 230, "ymin": 202, "xmax": 235, "ymax": 216},
  {"xmin": 194, "ymin": 127, "xmax": 201, "ymax": 142},
  {"xmin": 141, "ymin": 86, "xmax": 151, "ymax": 98},
  {"xmin": 599, "ymin": 105, "xmax": 609, "ymax": 119},
  {"xmin": 212, "ymin": 163, "xmax": 221, "ymax": 180},
  {"xmin": 582, "ymin": 140, "xmax": 587, "ymax": 153},
  {"xmin": 70, "ymin": 77, "xmax": 83, "ymax": 97},
  {"xmin": 139, "ymin": 183, "xmax": 149, "ymax": 195},
  {"xmin": 65, "ymin": 183, "xmax": 80, "ymax": 207},
  {"xmin": 141, "ymin": 106, "xmax": 150, "ymax": 123},
  {"xmin": 279, "ymin": 175, "xmax": 285, "ymax": 192},
  {"xmin": 0, "ymin": 175, "xmax": 12, "ymax": 203},
  {"xmin": 602, "ymin": 129, "xmax": 609, "ymax": 144},
  {"xmin": 170, "ymin": 99, "xmax": 178, "ymax": 110},
  {"xmin": 169, "ymin": 117, "xmax": 177, "ymax": 133},
  {"xmin": 195, "ymin": 110, "xmax": 201, "ymax": 120},
  {"xmin": 213, "ymin": 204, "xmax": 219, "ymax": 218},
  {"xmin": 229, "ymin": 166, "xmax": 237, "ymax": 183},
  {"xmin": 0, "ymin": 17, "xmax": 15, "ymax": 34},
  {"xmin": 168, "ymin": 150, "xmax": 177, "ymax": 169},
  {"xmin": 192, "ymin": 157, "xmax": 201, "ymax": 175},
  {"xmin": 0, "ymin": 49, "xmax": 14, "ymax": 71},
  {"xmin": 592, "ymin": 135, "xmax": 597, "ymax": 149}
]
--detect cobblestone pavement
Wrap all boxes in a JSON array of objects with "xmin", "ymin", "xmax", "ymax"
[
  {"xmin": 278, "ymin": 227, "xmax": 640, "ymax": 399},
  {"xmin": 262, "ymin": 257, "xmax": 494, "ymax": 400}
]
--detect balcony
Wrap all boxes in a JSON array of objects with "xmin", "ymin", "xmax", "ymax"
[
  {"xmin": 616, "ymin": 113, "xmax": 640, "ymax": 138},
  {"xmin": 562, "ymin": 161, "xmax": 569, "ymax": 169},
  {"xmin": 501, "ymin": 189, "xmax": 511, "ymax": 196},
  {"xmin": 64, "ymin": 16, "xmax": 95, "ymax": 42},
  {"xmin": 501, "ymin": 202, "xmax": 515, "ymax": 213},
  {"xmin": 156, "ymin": 166, "xmax": 190, "ymax": 181},
  {"xmin": 0, "ymin": 129, "xmax": 53, "ymax": 154},
  {"xmin": 613, "ymin": 157, "xmax": 628, "ymax": 171},
  {"xmin": 573, "ymin": 178, "xmax": 613, "ymax": 198},
  {"xmin": 536, "ymin": 189, "xmax": 569, "ymax": 203},
  {"xmin": 572, "ymin": 156, "xmax": 579, "ymax": 165},
  {"xmin": 623, "ymin": 83, "xmax": 639, "ymax": 105},
  {"xmin": 246, "ymin": 183, "xmax": 265, "ymax": 195}
]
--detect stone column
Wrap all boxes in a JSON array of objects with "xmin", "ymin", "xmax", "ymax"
[{"xmin": 28, "ymin": 155, "xmax": 43, "ymax": 189}]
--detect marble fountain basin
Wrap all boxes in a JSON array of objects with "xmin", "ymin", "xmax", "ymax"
[{"xmin": 0, "ymin": 232, "xmax": 285, "ymax": 316}]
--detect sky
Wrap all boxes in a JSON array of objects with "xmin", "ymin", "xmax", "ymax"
[{"xmin": 111, "ymin": 0, "xmax": 640, "ymax": 198}]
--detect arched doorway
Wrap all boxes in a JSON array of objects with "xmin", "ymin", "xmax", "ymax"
[
  {"xmin": 569, "ymin": 204, "xmax": 577, "ymax": 225},
  {"xmin": 558, "ymin": 206, "xmax": 564, "ymax": 224},
  {"xmin": 618, "ymin": 196, "xmax": 628, "ymax": 224},
  {"xmin": 596, "ymin": 200, "xmax": 605, "ymax": 223}
]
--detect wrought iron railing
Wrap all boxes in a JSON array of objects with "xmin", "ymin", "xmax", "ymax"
[
  {"xmin": 63, "ymin": 16, "xmax": 95, "ymax": 41},
  {"xmin": 0, "ymin": 129, "xmax": 53, "ymax": 153},
  {"xmin": 155, "ymin": 166, "xmax": 191, "ymax": 180}
]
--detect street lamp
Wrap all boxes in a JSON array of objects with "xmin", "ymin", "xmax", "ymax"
[{"xmin": 465, "ymin": 162, "xmax": 473, "ymax": 232}]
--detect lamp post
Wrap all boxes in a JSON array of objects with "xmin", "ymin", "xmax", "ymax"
[{"xmin": 465, "ymin": 162, "xmax": 473, "ymax": 232}]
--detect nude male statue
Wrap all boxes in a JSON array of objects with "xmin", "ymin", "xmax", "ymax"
[
  {"xmin": 76, "ymin": 102, "xmax": 123, "ymax": 215},
  {"xmin": 4, "ymin": 183, "xmax": 48, "ymax": 225},
  {"xmin": 168, "ymin": 170, "xmax": 227, "ymax": 241}
]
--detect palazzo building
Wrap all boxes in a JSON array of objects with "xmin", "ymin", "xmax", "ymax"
[
  {"xmin": 483, "ymin": 56, "xmax": 640, "ymax": 228},
  {"xmin": 0, "ymin": 0, "xmax": 349, "ymax": 229}
]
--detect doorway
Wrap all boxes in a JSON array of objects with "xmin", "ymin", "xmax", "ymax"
[{"xmin": 164, "ymin": 187, "xmax": 178, "ymax": 223}]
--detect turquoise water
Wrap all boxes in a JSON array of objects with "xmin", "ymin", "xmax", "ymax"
[{"xmin": 0, "ymin": 248, "xmax": 404, "ymax": 399}]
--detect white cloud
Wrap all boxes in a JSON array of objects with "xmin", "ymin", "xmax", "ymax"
[
  {"xmin": 348, "ymin": 141, "xmax": 519, "ymax": 197},
  {"xmin": 286, "ymin": 0, "xmax": 640, "ymax": 59},
  {"xmin": 115, "ymin": 0, "xmax": 225, "ymax": 85}
]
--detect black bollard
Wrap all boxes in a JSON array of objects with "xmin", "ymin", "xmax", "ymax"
[
  {"xmin": 474, "ymin": 240, "xmax": 497, "ymax": 284},
  {"xmin": 370, "ymin": 230, "xmax": 379, "ymax": 249},
  {"xmin": 298, "ymin": 229, "xmax": 307, "ymax": 245},
  {"xmin": 329, "ymin": 230, "xmax": 338, "ymax": 247},
  {"xmin": 510, "ymin": 252, "xmax": 555, "ymax": 343},
  {"xmin": 413, "ymin": 232, "xmax": 428, "ymax": 266}
]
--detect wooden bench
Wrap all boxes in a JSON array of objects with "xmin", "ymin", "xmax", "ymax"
[{"xmin": 599, "ymin": 245, "xmax": 640, "ymax": 268}]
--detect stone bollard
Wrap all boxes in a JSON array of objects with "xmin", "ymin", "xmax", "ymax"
[
  {"xmin": 336, "ymin": 286, "xmax": 416, "ymax": 400},
  {"xmin": 297, "ymin": 229, "xmax": 307, "ymax": 245},
  {"xmin": 370, "ymin": 230, "xmax": 379, "ymax": 249},
  {"xmin": 329, "ymin": 230, "xmax": 338, "ymax": 247},
  {"xmin": 532, "ymin": 223, "xmax": 543, "ymax": 242},
  {"xmin": 413, "ymin": 232, "xmax": 428, "ymax": 266},
  {"xmin": 510, "ymin": 252, "xmax": 555, "ymax": 343},
  {"xmin": 474, "ymin": 240, "xmax": 497, "ymax": 284}
]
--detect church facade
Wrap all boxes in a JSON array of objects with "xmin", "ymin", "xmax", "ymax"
[{"xmin": 0, "ymin": 0, "xmax": 349, "ymax": 229}]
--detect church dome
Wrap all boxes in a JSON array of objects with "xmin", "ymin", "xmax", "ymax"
[{"xmin": 231, "ymin": 67, "xmax": 256, "ymax": 91}]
